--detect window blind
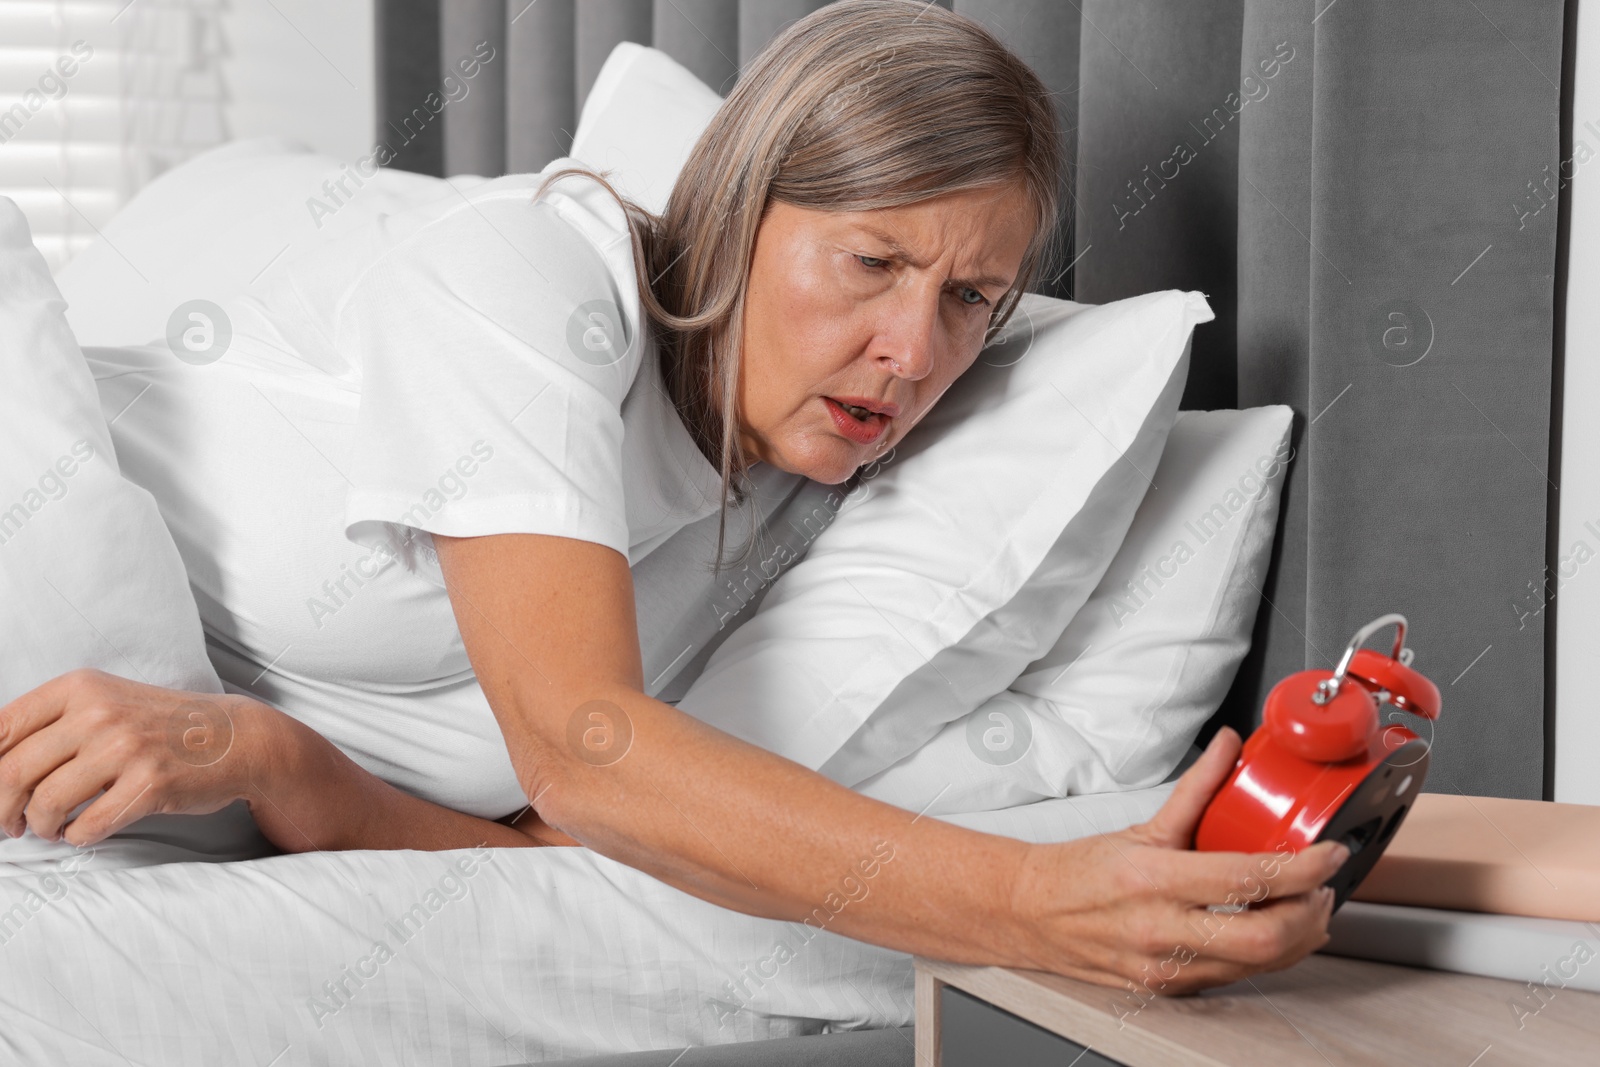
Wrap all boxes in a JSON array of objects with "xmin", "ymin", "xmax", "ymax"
[{"xmin": 0, "ymin": 0, "xmax": 226, "ymax": 274}]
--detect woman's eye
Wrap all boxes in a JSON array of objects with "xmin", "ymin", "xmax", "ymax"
[{"xmin": 855, "ymin": 255, "xmax": 988, "ymax": 307}]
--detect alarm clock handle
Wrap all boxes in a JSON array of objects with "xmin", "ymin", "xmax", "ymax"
[{"xmin": 1313, "ymin": 613, "xmax": 1410, "ymax": 706}]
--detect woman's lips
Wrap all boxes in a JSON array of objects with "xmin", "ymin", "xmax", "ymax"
[{"xmin": 823, "ymin": 396, "xmax": 889, "ymax": 445}]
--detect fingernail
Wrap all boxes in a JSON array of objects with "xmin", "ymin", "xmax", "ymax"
[{"xmin": 1328, "ymin": 843, "xmax": 1351, "ymax": 868}]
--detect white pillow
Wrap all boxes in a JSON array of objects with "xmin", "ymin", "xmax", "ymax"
[
  {"xmin": 0, "ymin": 196, "xmax": 270, "ymax": 867},
  {"xmin": 570, "ymin": 42, "xmax": 725, "ymax": 215},
  {"xmin": 673, "ymin": 289, "xmax": 1214, "ymax": 777},
  {"xmin": 56, "ymin": 134, "xmax": 462, "ymax": 348},
  {"xmin": 815, "ymin": 333, "xmax": 1191, "ymax": 787},
  {"xmin": 853, "ymin": 406, "xmax": 1294, "ymax": 815}
]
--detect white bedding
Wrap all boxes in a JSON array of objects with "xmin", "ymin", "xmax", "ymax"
[{"xmin": 0, "ymin": 784, "xmax": 1173, "ymax": 1065}]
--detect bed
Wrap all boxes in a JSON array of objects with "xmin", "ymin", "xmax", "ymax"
[{"xmin": 1, "ymin": 0, "xmax": 1570, "ymax": 1064}]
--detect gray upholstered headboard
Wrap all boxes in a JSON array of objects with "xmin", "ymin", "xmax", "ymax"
[{"xmin": 375, "ymin": 0, "xmax": 1569, "ymax": 801}]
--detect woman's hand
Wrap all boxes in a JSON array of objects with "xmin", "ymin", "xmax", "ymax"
[
  {"xmin": 0, "ymin": 667, "xmax": 276, "ymax": 847},
  {"xmin": 1008, "ymin": 727, "xmax": 1348, "ymax": 997}
]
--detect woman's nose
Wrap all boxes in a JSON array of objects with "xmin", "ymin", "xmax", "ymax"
[{"xmin": 874, "ymin": 287, "xmax": 940, "ymax": 381}]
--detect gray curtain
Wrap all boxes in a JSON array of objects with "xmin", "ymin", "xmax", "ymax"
[
  {"xmin": 375, "ymin": 0, "xmax": 443, "ymax": 175},
  {"xmin": 1226, "ymin": 0, "xmax": 1565, "ymax": 803},
  {"xmin": 377, "ymin": 0, "xmax": 1570, "ymax": 800}
]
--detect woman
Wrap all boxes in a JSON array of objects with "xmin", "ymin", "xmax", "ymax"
[{"xmin": 0, "ymin": 0, "xmax": 1344, "ymax": 995}]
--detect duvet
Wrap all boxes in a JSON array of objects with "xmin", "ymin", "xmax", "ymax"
[{"xmin": 0, "ymin": 784, "xmax": 1172, "ymax": 1065}]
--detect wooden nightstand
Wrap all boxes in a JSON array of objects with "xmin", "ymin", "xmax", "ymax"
[{"xmin": 914, "ymin": 952, "xmax": 1600, "ymax": 1065}]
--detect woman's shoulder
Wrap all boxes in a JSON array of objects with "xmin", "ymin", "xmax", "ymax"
[
  {"xmin": 244, "ymin": 160, "xmax": 650, "ymax": 390},
  {"xmin": 268, "ymin": 161, "xmax": 637, "ymax": 331},
  {"xmin": 374, "ymin": 162, "xmax": 637, "ymax": 305},
  {"xmin": 296, "ymin": 161, "xmax": 647, "ymax": 378},
  {"xmin": 490, "ymin": 158, "xmax": 638, "ymax": 268},
  {"xmin": 404, "ymin": 162, "xmax": 631, "ymax": 249}
]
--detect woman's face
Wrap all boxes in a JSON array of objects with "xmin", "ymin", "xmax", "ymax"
[{"xmin": 735, "ymin": 182, "xmax": 1038, "ymax": 485}]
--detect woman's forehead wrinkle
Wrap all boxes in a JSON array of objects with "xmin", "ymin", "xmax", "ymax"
[{"xmin": 855, "ymin": 216, "xmax": 1016, "ymax": 291}]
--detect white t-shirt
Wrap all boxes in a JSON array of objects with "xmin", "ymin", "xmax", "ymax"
[{"xmin": 92, "ymin": 162, "xmax": 728, "ymax": 819}]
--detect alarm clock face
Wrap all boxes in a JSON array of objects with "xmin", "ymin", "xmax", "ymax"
[{"xmin": 1312, "ymin": 737, "xmax": 1431, "ymax": 908}]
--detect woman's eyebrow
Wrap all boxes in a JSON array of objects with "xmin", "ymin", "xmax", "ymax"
[{"xmin": 856, "ymin": 223, "xmax": 1012, "ymax": 291}]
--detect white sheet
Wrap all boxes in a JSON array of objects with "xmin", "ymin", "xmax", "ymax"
[{"xmin": 0, "ymin": 784, "xmax": 1173, "ymax": 1064}]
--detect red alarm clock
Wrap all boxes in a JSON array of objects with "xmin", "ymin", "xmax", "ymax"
[{"xmin": 1195, "ymin": 613, "xmax": 1441, "ymax": 909}]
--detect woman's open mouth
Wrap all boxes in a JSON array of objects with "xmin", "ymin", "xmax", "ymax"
[{"xmin": 822, "ymin": 396, "xmax": 890, "ymax": 445}]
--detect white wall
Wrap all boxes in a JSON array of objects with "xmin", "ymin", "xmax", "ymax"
[
  {"xmin": 220, "ymin": 0, "xmax": 374, "ymax": 160},
  {"xmin": 1555, "ymin": 0, "xmax": 1600, "ymax": 804}
]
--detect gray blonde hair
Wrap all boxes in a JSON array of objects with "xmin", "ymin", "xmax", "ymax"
[{"xmin": 536, "ymin": 0, "xmax": 1067, "ymax": 570}]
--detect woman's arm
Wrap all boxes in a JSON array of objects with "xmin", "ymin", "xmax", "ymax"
[
  {"xmin": 5, "ymin": 579, "xmax": 583, "ymax": 854},
  {"xmin": 0, "ymin": 668, "xmax": 580, "ymax": 853},
  {"xmin": 413, "ymin": 530, "xmax": 1344, "ymax": 982},
  {"xmin": 206, "ymin": 540, "xmax": 1038, "ymax": 967},
  {"xmin": 247, "ymin": 703, "xmax": 582, "ymax": 851},
  {"xmin": 402, "ymin": 530, "xmax": 1042, "ymax": 966},
  {"xmin": 250, "ymin": 633, "xmax": 1037, "ymax": 964}
]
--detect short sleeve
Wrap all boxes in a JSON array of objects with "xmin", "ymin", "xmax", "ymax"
[{"xmin": 335, "ymin": 189, "xmax": 643, "ymax": 585}]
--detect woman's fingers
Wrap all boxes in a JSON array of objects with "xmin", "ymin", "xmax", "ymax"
[
  {"xmin": 1176, "ymin": 887, "xmax": 1335, "ymax": 969},
  {"xmin": 1132, "ymin": 839, "xmax": 1348, "ymax": 909},
  {"xmin": 23, "ymin": 746, "xmax": 146, "ymax": 843},
  {"xmin": 1137, "ymin": 727, "xmax": 1242, "ymax": 848},
  {"xmin": 0, "ymin": 669, "xmax": 79, "ymax": 758},
  {"xmin": 1034, "ymin": 887, "xmax": 1335, "ymax": 997},
  {"xmin": 1097, "ymin": 889, "xmax": 1333, "ymax": 992},
  {"xmin": 57, "ymin": 771, "xmax": 163, "ymax": 848},
  {"xmin": 0, "ymin": 724, "xmax": 82, "ymax": 837},
  {"xmin": 1112, "ymin": 914, "xmax": 1331, "ymax": 998}
]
